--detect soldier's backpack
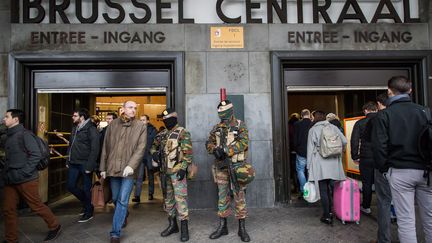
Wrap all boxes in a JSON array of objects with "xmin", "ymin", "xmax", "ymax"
[
  {"xmin": 18, "ymin": 130, "xmax": 50, "ymax": 170},
  {"xmin": 418, "ymin": 107, "xmax": 432, "ymax": 177},
  {"xmin": 319, "ymin": 123, "xmax": 343, "ymax": 158}
]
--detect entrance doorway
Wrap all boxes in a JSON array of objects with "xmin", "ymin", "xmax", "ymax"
[
  {"xmin": 271, "ymin": 51, "xmax": 431, "ymax": 203},
  {"xmin": 287, "ymin": 89, "xmax": 386, "ymax": 197},
  {"xmin": 9, "ymin": 52, "xmax": 184, "ymax": 203},
  {"xmin": 38, "ymin": 92, "xmax": 166, "ymax": 202}
]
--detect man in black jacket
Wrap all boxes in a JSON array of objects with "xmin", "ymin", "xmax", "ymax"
[
  {"xmin": 2, "ymin": 109, "xmax": 61, "ymax": 242},
  {"xmin": 132, "ymin": 115, "xmax": 157, "ymax": 203},
  {"xmin": 67, "ymin": 108, "xmax": 100, "ymax": 223},
  {"xmin": 372, "ymin": 76, "xmax": 432, "ymax": 243},
  {"xmin": 350, "ymin": 102, "xmax": 378, "ymax": 215},
  {"xmin": 293, "ymin": 109, "xmax": 312, "ymax": 197}
]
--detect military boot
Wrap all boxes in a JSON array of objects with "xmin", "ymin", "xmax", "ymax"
[
  {"xmin": 238, "ymin": 219, "xmax": 250, "ymax": 242},
  {"xmin": 180, "ymin": 220, "xmax": 189, "ymax": 242},
  {"xmin": 161, "ymin": 216, "xmax": 179, "ymax": 237},
  {"xmin": 209, "ymin": 217, "xmax": 228, "ymax": 239}
]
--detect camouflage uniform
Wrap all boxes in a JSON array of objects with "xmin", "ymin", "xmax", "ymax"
[
  {"xmin": 206, "ymin": 118, "xmax": 249, "ymax": 219},
  {"xmin": 151, "ymin": 124, "xmax": 193, "ymax": 220}
]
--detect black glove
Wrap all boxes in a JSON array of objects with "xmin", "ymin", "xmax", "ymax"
[
  {"xmin": 214, "ymin": 147, "xmax": 226, "ymax": 160},
  {"xmin": 177, "ymin": 169, "xmax": 187, "ymax": 180},
  {"xmin": 152, "ymin": 153, "xmax": 160, "ymax": 163}
]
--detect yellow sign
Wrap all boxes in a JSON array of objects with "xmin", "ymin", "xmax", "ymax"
[{"xmin": 210, "ymin": 26, "xmax": 244, "ymax": 49}]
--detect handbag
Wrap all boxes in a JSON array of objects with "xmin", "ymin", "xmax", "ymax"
[
  {"xmin": 102, "ymin": 177, "xmax": 112, "ymax": 204},
  {"xmin": 303, "ymin": 181, "xmax": 320, "ymax": 203},
  {"xmin": 91, "ymin": 179, "xmax": 106, "ymax": 208}
]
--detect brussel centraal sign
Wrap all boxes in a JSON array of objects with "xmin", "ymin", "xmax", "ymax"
[{"xmin": 11, "ymin": 0, "xmax": 420, "ymax": 24}]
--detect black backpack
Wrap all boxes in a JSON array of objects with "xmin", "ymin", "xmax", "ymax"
[
  {"xmin": 418, "ymin": 108, "xmax": 432, "ymax": 178},
  {"xmin": 18, "ymin": 130, "xmax": 50, "ymax": 170}
]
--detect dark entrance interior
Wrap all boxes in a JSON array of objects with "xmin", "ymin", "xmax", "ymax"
[
  {"xmin": 287, "ymin": 89, "xmax": 386, "ymax": 197},
  {"xmin": 10, "ymin": 52, "xmax": 184, "ymax": 203},
  {"xmin": 42, "ymin": 93, "xmax": 166, "ymax": 202},
  {"xmin": 271, "ymin": 51, "xmax": 431, "ymax": 204}
]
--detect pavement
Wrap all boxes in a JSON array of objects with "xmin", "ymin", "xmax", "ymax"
[{"xmin": 0, "ymin": 193, "xmax": 408, "ymax": 243}]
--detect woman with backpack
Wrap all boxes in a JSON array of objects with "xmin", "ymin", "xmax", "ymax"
[{"xmin": 307, "ymin": 110, "xmax": 347, "ymax": 225}]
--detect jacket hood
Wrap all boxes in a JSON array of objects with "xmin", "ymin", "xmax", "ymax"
[{"xmin": 313, "ymin": 120, "xmax": 329, "ymax": 127}]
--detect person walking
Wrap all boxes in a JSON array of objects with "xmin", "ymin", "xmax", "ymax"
[
  {"xmin": 307, "ymin": 110, "xmax": 347, "ymax": 225},
  {"xmin": 99, "ymin": 101, "xmax": 147, "ymax": 243},
  {"xmin": 350, "ymin": 101, "xmax": 378, "ymax": 215},
  {"xmin": 2, "ymin": 109, "xmax": 62, "ymax": 243},
  {"xmin": 293, "ymin": 109, "xmax": 312, "ymax": 198},
  {"xmin": 132, "ymin": 115, "xmax": 157, "ymax": 202},
  {"xmin": 372, "ymin": 76, "xmax": 432, "ymax": 243},
  {"xmin": 67, "ymin": 108, "xmax": 100, "ymax": 222}
]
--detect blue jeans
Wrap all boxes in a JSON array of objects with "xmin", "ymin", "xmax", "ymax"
[
  {"xmin": 296, "ymin": 155, "xmax": 307, "ymax": 193},
  {"xmin": 110, "ymin": 177, "xmax": 134, "ymax": 238},
  {"xmin": 135, "ymin": 160, "xmax": 154, "ymax": 197},
  {"xmin": 67, "ymin": 163, "xmax": 93, "ymax": 216}
]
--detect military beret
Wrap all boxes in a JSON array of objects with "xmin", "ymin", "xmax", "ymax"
[
  {"xmin": 162, "ymin": 108, "xmax": 177, "ymax": 119},
  {"xmin": 217, "ymin": 100, "xmax": 234, "ymax": 111}
]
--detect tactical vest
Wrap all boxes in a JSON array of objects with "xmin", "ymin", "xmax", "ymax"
[
  {"xmin": 164, "ymin": 127, "xmax": 184, "ymax": 169},
  {"xmin": 215, "ymin": 120, "xmax": 247, "ymax": 163}
]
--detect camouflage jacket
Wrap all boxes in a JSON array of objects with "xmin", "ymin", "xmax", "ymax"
[
  {"xmin": 151, "ymin": 124, "xmax": 193, "ymax": 175},
  {"xmin": 206, "ymin": 118, "xmax": 249, "ymax": 163}
]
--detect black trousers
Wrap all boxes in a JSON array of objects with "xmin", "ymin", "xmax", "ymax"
[
  {"xmin": 359, "ymin": 163, "xmax": 374, "ymax": 209},
  {"xmin": 319, "ymin": 179, "xmax": 333, "ymax": 218}
]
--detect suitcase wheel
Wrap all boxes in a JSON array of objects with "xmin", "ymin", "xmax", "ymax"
[
  {"xmin": 356, "ymin": 221, "xmax": 360, "ymax": 225},
  {"xmin": 341, "ymin": 220, "xmax": 346, "ymax": 225}
]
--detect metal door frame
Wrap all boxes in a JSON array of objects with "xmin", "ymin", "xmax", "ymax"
[
  {"xmin": 8, "ymin": 51, "xmax": 185, "ymax": 130},
  {"xmin": 271, "ymin": 50, "xmax": 432, "ymax": 204}
]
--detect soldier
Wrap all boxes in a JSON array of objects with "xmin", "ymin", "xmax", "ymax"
[
  {"xmin": 206, "ymin": 100, "xmax": 252, "ymax": 242},
  {"xmin": 151, "ymin": 109, "xmax": 192, "ymax": 242}
]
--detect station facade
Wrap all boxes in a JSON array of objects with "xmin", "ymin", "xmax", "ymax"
[{"xmin": 0, "ymin": 0, "xmax": 431, "ymax": 208}]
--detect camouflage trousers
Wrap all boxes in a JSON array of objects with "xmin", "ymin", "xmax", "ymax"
[
  {"xmin": 164, "ymin": 173, "xmax": 189, "ymax": 220},
  {"xmin": 214, "ymin": 167, "xmax": 247, "ymax": 219}
]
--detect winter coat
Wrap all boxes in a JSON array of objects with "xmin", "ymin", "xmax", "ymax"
[
  {"xmin": 307, "ymin": 121, "xmax": 347, "ymax": 182},
  {"xmin": 371, "ymin": 96, "xmax": 428, "ymax": 172},
  {"xmin": 3, "ymin": 124, "xmax": 41, "ymax": 185},
  {"xmin": 99, "ymin": 117, "xmax": 147, "ymax": 178},
  {"xmin": 68, "ymin": 119, "xmax": 100, "ymax": 172},
  {"xmin": 143, "ymin": 123, "xmax": 157, "ymax": 169},
  {"xmin": 293, "ymin": 118, "xmax": 312, "ymax": 157},
  {"xmin": 350, "ymin": 113, "xmax": 377, "ymax": 168}
]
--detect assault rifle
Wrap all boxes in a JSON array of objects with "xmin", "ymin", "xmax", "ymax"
[
  {"xmin": 156, "ymin": 134, "xmax": 168, "ymax": 199},
  {"xmin": 219, "ymin": 127, "xmax": 240, "ymax": 192}
]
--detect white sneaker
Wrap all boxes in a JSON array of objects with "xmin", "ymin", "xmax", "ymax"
[{"xmin": 360, "ymin": 206, "xmax": 372, "ymax": 214}]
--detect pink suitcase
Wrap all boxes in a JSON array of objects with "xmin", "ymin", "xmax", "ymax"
[{"xmin": 333, "ymin": 178, "xmax": 360, "ymax": 224}]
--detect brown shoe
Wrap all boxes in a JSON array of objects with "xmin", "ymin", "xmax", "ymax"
[
  {"xmin": 369, "ymin": 240, "xmax": 377, "ymax": 243},
  {"xmin": 110, "ymin": 237, "xmax": 120, "ymax": 243}
]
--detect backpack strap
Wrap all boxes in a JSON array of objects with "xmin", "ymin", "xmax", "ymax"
[{"xmin": 421, "ymin": 107, "xmax": 432, "ymax": 185}]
